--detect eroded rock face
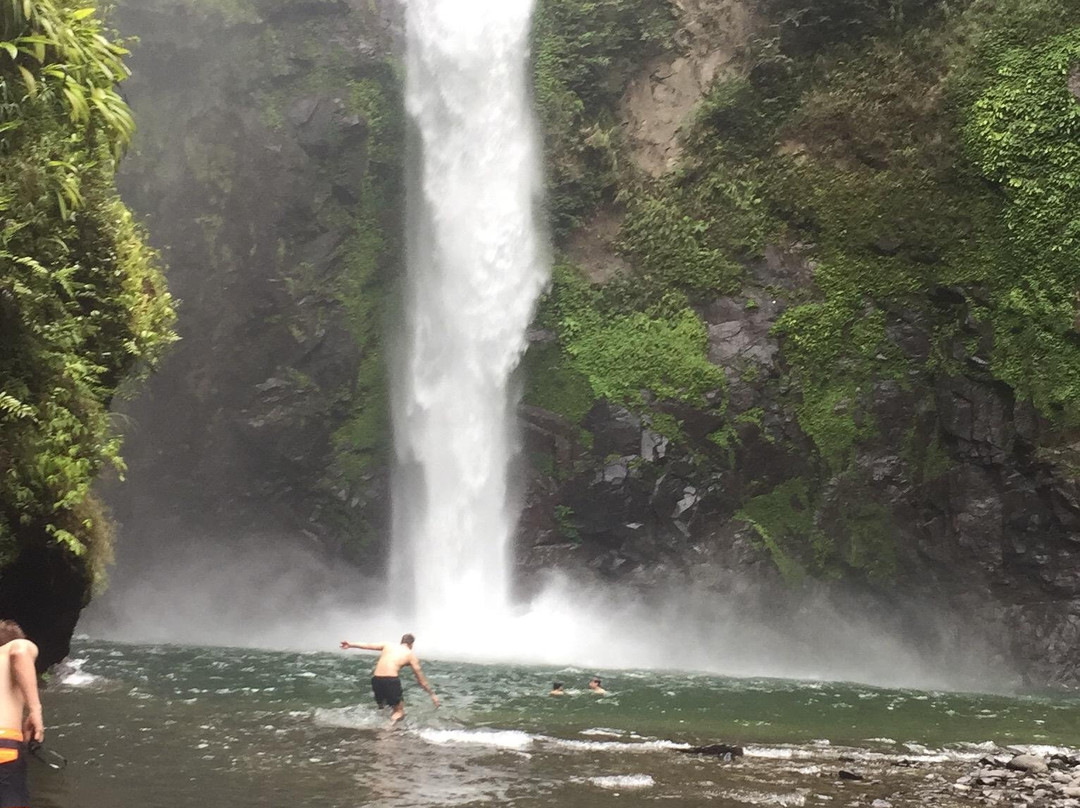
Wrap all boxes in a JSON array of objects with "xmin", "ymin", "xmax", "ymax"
[
  {"xmin": 620, "ymin": 0, "xmax": 757, "ymax": 175},
  {"xmin": 103, "ymin": 0, "xmax": 403, "ymax": 572},
  {"xmin": 517, "ymin": 226, "xmax": 1080, "ymax": 685},
  {"xmin": 0, "ymin": 542, "xmax": 87, "ymax": 670}
]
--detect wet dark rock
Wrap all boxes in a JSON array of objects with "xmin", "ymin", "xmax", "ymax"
[
  {"xmin": 676, "ymin": 743, "xmax": 744, "ymax": 759},
  {"xmin": 839, "ymin": 770, "xmax": 865, "ymax": 781},
  {"xmin": 583, "ymin": 402, "xmax": 642, "ymax": 457}
]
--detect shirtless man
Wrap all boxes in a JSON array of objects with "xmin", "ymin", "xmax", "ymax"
[
  {"xmin": 0, "ymin": 620, "xmax": 44, "ymax": 808},
  {"xmin": 339, "ymin": 633, "xmax": 439, "ymax": 723}
]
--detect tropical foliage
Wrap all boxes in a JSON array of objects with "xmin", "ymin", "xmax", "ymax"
[{"xmin": 0, "ymin": 0, "xmax": 175, "ymax": 580}]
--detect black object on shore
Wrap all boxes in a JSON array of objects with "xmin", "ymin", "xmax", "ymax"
[{"xmin": 676, "ymin": 743, "xmax": 744, "ymax": 760}]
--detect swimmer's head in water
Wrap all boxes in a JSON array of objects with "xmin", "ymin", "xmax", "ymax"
[
  {"xmin": 401, "ymin": 633, "xmax": 416, "ymax": 647},
  {"xmin": 0, "ymin": 620, "xmax": 26, "ymax": 645},
  {"xmin": 552, "ymin": 682, "xmax": 563, "ymax": 690}
]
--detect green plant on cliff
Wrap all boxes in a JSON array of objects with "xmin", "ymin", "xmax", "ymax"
[
  {"xmin": 544, "ymin": 262, "xmax": 725, "ymax": 410},
  {"xmin": 0, "ymin": 0, "xmax": 175, "ymax": 577},
  {"xmin": 964, "ymin": 28, "xmax": 1080, "ymax": 424},
  {"xmin": 532, "ymin": 0, "xmax": 675, "ymax": 235}
]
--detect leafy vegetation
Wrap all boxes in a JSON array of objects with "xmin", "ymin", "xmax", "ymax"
[{"xmin": 0, "ymin": 0, "xmax": 176, "ymax": 579}]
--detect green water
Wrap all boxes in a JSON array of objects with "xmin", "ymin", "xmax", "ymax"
[{"xmin": 29, "ymin": 640, "xmax": 1080, "ymax": 807}]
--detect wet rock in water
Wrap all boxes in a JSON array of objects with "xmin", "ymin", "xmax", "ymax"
[
  {"xmin": 676, "ymin": 743, "xmax": 744, "ymax": 760},
  {"xmin": 870, "ymin": 800, "xmax": 892, "ymax": 808},
  {"xmin": 838, "ymin": 770, "xmax": 864, "ymax": 781},
  {"xmin": 1007, "ymin": 754, "xmax": 1049, "ymax": 773}
]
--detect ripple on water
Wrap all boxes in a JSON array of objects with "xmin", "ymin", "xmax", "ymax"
[
  {"xmin": 587, "ymin": 774, "xmax": 655, "ymax": 790},
  {"xmin": 416, "ymin": 729, "xmax": 533, "ymax": 750},
  {"xmin": 312, "ymin": 706, "xmax": 388, "ymax": 730}
]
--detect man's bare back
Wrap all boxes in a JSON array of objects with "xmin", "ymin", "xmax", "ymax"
[
  {"xmin": 340, "ymin": 633, "xmax": 439, "ymax": 723},
  {"xmin": 369, "ymin": 643, "xmax": 417, "ymax": 678},
  {"xmin": 0, "ymin": 620, "xmax": 44, "ymax": 808},
  {"xmin": 0, "ymin": 638, "xmax": 43, "ymax": 740}
]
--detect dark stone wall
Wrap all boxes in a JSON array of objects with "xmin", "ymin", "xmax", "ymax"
[{"xmin": 103, "ymin": 0, "xmax": 404, "ymax": 577}]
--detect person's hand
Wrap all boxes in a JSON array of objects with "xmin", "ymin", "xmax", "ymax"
[
  {"xmin": 339, "ymin": 641, "xmax": 352, "ymax": 650},
  {"xmin": 23, "ymin": 708, "xmax": 44, "ymax": 744},
  {"xmin": 431, "ymin": 694, "xmax": 440, "ymax": 708}
]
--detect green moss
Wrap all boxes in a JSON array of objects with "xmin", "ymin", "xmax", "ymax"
[
  {"xmin": 554, "ymin": 504, "xmax": 581, "ymax": 544},
  {"xmin": 542, "ymin": 262, "xmax": 725, "ymax": 408},
  {"xmin": 521, "ymin": 341, "xmax": 596, "ymax": 424},
  {"xmin": 834, "ymin": 499, "xmax": 897, "ymax": 581},
  {"xmin": 617, "ymin": 194, "xmax": 744, "ymax": 297},
  {"xmin": 736, "ymin": 478, "xmax": 821, "ymax": 583},
  {"xmin": 964, "ymin": 28, "xmax": 1080, "ymax": 423}
]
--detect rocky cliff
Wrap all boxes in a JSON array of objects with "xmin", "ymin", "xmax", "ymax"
[
  {"xmin": 520, "ymin": 0, "xmax": 1080, "ymax": 686},
  {"xmin": 103, "ymin": 0, "xmax": 404, "ymax": 580}
]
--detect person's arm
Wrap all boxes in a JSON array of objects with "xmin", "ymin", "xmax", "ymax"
[
  {"xmin": 10, "ymin": 640, "xmax": 43, "ymax": 742},
  {"xmin": 339, "ymin": 641, "xmax": 385, "ymax": 651},
  {"xmin": 409, "ymin": 657, "xmax": 439, "ymax": 707}
]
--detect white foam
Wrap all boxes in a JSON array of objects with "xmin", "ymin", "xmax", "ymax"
[
  {"xmin": 588, "ymin": 774, "xmax": 655, "ymax": 790},
  {"xmin": 580, "ymin": 728, "xmax": 625, "ymax": 738},
  {"xmin": 416, "ymin": 729, "xmax": 533, "ymax": 750},
  {"xmin": 55, "ymin": 658, "xmax": 100, "ymax": 687},
  {"xmin": 1018, "ymin": 744, "xmax": 1078, "ymax": 758},
  {"xmin": 744, "ymin": 746, "xmax": 817, "ymax": 760},
  {"xmin": 545, "ymin": 737, "xmax": 688, "ymax": 752},
  {"xmin": 713, "ymin": 790, "xmax": 806, "ymax": 806}
]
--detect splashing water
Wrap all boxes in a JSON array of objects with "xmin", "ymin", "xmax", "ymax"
[{"xmin": 391, "ymin": 0, "xmax": 548, "ymax": 635}]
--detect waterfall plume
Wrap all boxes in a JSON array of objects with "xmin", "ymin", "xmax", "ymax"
[{"xmin": 392, "ymin": 0, "xmax": 548, "ymax": 637}]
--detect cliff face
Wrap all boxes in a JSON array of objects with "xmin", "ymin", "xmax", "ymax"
[
  {"xmin": 104, "ymin": 0, "xmax": 404, "ymax": 578},
  {"xmin": 520, "ymin": 0, "xmax": 1080, "ymax": 685}
]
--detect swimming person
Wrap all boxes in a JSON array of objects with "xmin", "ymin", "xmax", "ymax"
[
  {"xmin": 339, "ymin": 633, "xmax": 439, "ymax": 723},
  {"xmin": 549, "ymin": 682, "xmax": 565, "ymax": 696},
  {"xmin": 0, "ymin": 620, "xmax": 44, "ymax": 808},
  {"xmin": 588, "ymin": 676, "xmax": 607, "ymax": 695}
]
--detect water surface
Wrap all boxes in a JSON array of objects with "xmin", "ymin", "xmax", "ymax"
[{"xmin": 33, "ymin": 640, "xmax": 1080, "ymax": 807}]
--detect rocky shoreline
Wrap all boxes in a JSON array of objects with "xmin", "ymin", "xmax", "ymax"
[{"xmin": 951, "ymin": 750, "xmax": 1080, "ymax": 807}]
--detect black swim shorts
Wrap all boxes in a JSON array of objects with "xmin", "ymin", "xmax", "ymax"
[
  {"xmin": 371, "ymin": 675, "xmax": 403, "ymax": 708},
  {"xmin": 0, "ymin": 737, "xmax": 29, "ymax": 808}
]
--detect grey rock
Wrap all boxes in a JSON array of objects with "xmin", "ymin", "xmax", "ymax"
[{"xmin": 1008, "ymin": 755, "xmax": 1049, "ymax": 774}]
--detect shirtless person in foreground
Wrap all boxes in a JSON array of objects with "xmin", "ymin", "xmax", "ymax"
[
  {"xmin": 339, "ymin": 633, "xmax": 439, "ymax": 724},
  {"xmin": 0, "ymin": 620, "xmax": 44, "ymax": 808}
]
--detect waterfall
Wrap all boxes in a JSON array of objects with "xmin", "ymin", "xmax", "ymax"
[{"xmin": 392, "ymin": 0, "xmax": 548, "ymax": 636}]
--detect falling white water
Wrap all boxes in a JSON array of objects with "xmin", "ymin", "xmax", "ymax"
[{"xmin": 392, "ymin": 0, "xmax": 548, "ymax": 637}]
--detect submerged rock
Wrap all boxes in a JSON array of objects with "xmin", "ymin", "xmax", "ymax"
[{"xmin": 675, "ymin": 743, "xmax": 744, "ymax": 759}]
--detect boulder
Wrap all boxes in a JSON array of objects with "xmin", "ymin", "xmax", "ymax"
[{"xmin": 1006, "ymin": 754, "xmax": 1049, "ymax": 774}]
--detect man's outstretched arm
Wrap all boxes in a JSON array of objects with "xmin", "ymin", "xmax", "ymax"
[
  {"xmin": 10, "ymin": 640, "xmax": 43, "ymax": 742},
  {"xmin": 409, "ymin": 659, "xmax": 440, "ymax": 707},
  {"xmin": 340, "ymin": 641, "xmax": 385, "ymax": 651}
]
